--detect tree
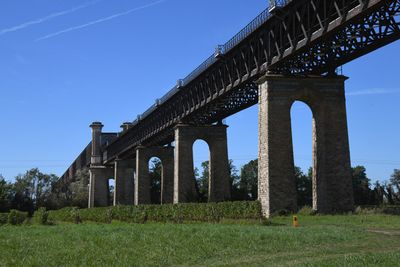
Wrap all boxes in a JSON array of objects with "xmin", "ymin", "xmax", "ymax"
[
  {"xmin": 0, "ymin": 175, "xmax": 11, "ymax": 212},
  {"xmin": 49, "ymin": 178, "xmax": 73, "ymax": 209},
  {"xmin": 296, "ymin": 167, "xmax": 312, "ymax": 207},
  {"xmin": 196, "ymin": 160, "xmax": 240, "ymax": 202},
  {"xmin": 69, "ymin": 168, "xmax": 90, "ymax": 208},
  {"xmin": 149, "ymin": 158, "xmax": 162, "ymax": 204},
  {"xmin": 239, "ymin": 159, "xmax": 258, "ymax": 200},
  {"xmin": 390, "ymin": 169, "xmax": 400, "ymax": 188},
  {"xmin": 197, "ymin": 161, "xmax": 209, "ymax": 202},
  {"xmin": 10, "ymin": 168, "xmax": 58, "ymax": 213},
  {"xmin": 229, "ymin": 160, "xmax": 242, "ymax": 200},
  {"xmin": 370, "ymin": 181, "xmax": 385, "ymax": 205},
  {"xmin": 390, "ymin": 169, "xmax": 400, "ymax": 202},
  {"xmin": 383, "ymin": 182, "xmax": 396, "ymax": 205},
  {"xmin": 351, "ymin": 166, "xmax": 372, "ymax": 205}
]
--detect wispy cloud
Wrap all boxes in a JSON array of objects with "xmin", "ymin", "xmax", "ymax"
[
  {"xmin": 0, "ymin": 0, "xmax": 100, "ymax": 36},
  {"xmin": 346, "ymin": 88, "xmax": 400, "ymax": 96},
  {"xmin": 36, "ymin": 0, "xmax": 166, "ymax": 42}
]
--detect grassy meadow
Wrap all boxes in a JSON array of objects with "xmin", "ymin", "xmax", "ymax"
[{"xmin": 0, "ymin": 214, "xmax": 399, "ymax": 266}]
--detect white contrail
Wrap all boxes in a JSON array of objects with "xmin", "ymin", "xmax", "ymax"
[
  {"xmin": 346, "ymin": 88, "xmax": 400, "ymax": 96},
  {"xmin": 36, "ymin": 0, "xmax": 166, "ymax": 42},
  {"xmin": 0, "ymin": 0, "xmax": 100, "ymax": 36}
]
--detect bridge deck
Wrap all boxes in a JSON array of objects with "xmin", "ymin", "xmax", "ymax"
[{"xmin": 61, "ymin": 0, "xmax": 400, "ymax": 181}]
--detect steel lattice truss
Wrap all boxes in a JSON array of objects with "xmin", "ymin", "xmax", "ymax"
[
  {"xmin": 61, "ymin": 0, "xmax": 400, "ymax": 180},
  {"xmin": 273, "ymin": 0, "xmax": 400, "ymax": 73}
]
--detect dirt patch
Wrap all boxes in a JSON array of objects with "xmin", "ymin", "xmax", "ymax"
[{"xmin": 367, "ymin": 229, "xmax": 400, "ymax": 236}]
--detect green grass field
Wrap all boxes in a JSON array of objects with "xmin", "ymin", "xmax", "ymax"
[{"xmin": 0, "ymin": 214, "xmax": 399, "ymax": 266}]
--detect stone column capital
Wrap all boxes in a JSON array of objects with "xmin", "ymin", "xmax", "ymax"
[
  {"xmin": 257, "ymin": 73, "xmax": 349, "ymax": 85},
  {"xmin": 90, "ymin": 121, "xmax": 104, "ymax": 130},
  {"xmin": 120, "ymin": 122, "xmax": 133, "ymax": 132}
]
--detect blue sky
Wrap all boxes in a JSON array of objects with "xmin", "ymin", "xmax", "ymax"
[{"xmin": 0, "ymin": 0, "xmax": 399, "ymax": 183}]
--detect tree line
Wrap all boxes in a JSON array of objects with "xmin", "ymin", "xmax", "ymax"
[{"xmin": 0, "ymin": 160, "xmax": 399, "ymax": 214}]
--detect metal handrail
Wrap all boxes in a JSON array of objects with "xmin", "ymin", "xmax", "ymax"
[{"xmin": 124, "ymin": 1, "xmax": 292, "ymax": 131}]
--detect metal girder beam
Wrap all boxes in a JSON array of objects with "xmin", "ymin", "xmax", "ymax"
[{"xmin": 96, "ymin": 0, "xmax": 400, "ymax": 163}]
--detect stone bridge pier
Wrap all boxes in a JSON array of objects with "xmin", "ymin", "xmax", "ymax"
[
  {"xmin": 113, "ymin": 122, "xmax": 135, "ymax": 206},
  {"xmin": 173, "ymin": 124, "xmax": 231, "ymax": 203},
  {"xmin": 135, "ymin": 146, "xmax": 174, "ymax": 205},
  {"xmin": 113, "ymin": 159, "xmax": 135, "ymax": 206},
  {"xmin": 257, "ymin": 74, "xmax": 354, "ymax": 217},
  {"xmin": 88, "ymin": 122, "xmax": 113, "ymax": 208}
]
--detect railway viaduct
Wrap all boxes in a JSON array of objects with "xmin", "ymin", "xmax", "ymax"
[{"xmin": 59, "ymin": 0, "xmax": 400, "ymax": 217}]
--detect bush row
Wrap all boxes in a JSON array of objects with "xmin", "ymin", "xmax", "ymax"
[
  {"xmin": 48, "ymin": 201, "xmax": 262, "ymax": 224},
  {"xmin": 33, "ymin": 207, "xmax": 49, "ymax": 225},
  {"xmin": 0, "ymin": 213, "xmax": 8, "ymax": 224},
  {"xmin": 0, "ymin": 210, "xmax": 29, "ymax": 225},
  {"xmin": 355, "ymin": 205, "xmax": 400, "ymax": 215}
]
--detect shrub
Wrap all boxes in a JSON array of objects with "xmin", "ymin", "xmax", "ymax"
[
  {"xmin": 260, "ymin": 218, "xmax": 273, "ymax": 226},
  {"xmin": 354, "ymin": 205, "xmax": 400, "ymax": 215},
  {"xmin": 0, "ymin": 213, "xmax": 8, "ymax": 225},
  {"xmin": 381, "ymin": 206, "xmax": 400, "ymax": 215},
  {"xmin": 355, "ymin": 206, "xmax": 383, "ymax": 215},
  {"xmin": 274, "ymin": 209, "xmax": 291, "ymax": 216},
  {"xmin": 7, "ymin": 210, "xmax": 28, "ymax": 225},
  {"xmin": 48, "ymin": 201, "xmax": 262, "ymax": 224},
  {"xmin": 33, "ymin": 207, "xmax": 49, "ymax": 225},
  {"xmin": 298, "ymin": 206, "xmax": 315, "ymax": 216},
  {"xmin": 70, "ymin": 207, "xmax": 81, "ymax": 224}
]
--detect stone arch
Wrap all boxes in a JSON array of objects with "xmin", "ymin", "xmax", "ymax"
[
  {"xmin": 192, "ymin": 139, "xmax": 211, "ymax": 202},
  {"xmin": 108, "ymin": 178, "xmax": 115, "ymax": 206},
  {"xmin": 174, "ymin": 124, "xmax": 231, "ymax": 203},
  {"xmin": 135, "ymin": 146, "xmax": 174, "ymax": 205},
  {"xmin": 258, "ymin": 74, "xmax": 354, "ymax": 217},
  {"xmin": 290, "ymin": 100, "xmax": 314, "ymax": 208},
  {"xmin": 148, "ymin": 156, "xmax": 162, "ymax": 204}
]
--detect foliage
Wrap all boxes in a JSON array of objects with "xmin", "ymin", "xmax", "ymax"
[
  {"xmin": 297, "ymin": 205, "xmax": 315, "ymax": 216},
  {"xmin": 50, "ymin": 168, "xmax": 89, "ymax": 209},
  {"xmin": 389, "ymin": 169, "xmax": 400, "ymax": 203},
  {"xmin": 149, "ymin": 158, "xmax": 162, "ymax": 204},
  {"xmin": 351, "ymin": 166, "xmax": 393, "ymax": 206},
  {"xmin": 197, "ymin": 161, "xmax": 209, "ymax": 202},
  {"xmin": 196, "ymin": 160, "xmax": 242, "ymax": 202},
  {"xmin": 229, "ymin": 160, "xmax": 242, "ymax": 200},
  {"xmin": 352, "ymin": 166, "xmax": 372, "ymax": 205},
  {"xmin": 0, "ymin": 175, "xmax": 12, "ymax": 212},
  {"xmin": 1, "ymin": 163, "xmax": 398, "ymax": 215},
  {"xmin": 10, "ymin": 168, "xmax": 58, "ymax": 214},
  {"xmin": 0, "ymin": 213, "xmax": 8, "ymax": 225},
  {"xmin": 70, "ymin": 169, "xmax": 90, "ymax": 208},
  {"xmin": 390, "ymin": 169, "xmax": 400, "ymax": 189},
  {"xmin": 236, "ymin": 159, "xmax": 313, "ymax": 207},
  {"xmin": 70, "ymin": 207, "xmax": 82, "ymax": 224},
  {"xmin": 7, "ymin": 209, "xmax": 28, "ymax": 225},
  {"xmin": 295, "ymin": 167, "xmax": 312, "ymax": 207},
  {"xmin": 33, "ymin": 207, "xmax": 49, "ymax": 225},
  {"xmin": 48, "ymin": 201, "xmax": 262, "ymax": 224},
  {"xmin": 238, "ymin": 159, "xmax": 258, "ymax": 200},
  {"xmin": 354, "ymin": 205, "xmax": 400, "ymax": 215}
]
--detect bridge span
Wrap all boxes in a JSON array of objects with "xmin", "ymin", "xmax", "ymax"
[{"xmin": 59, "ymin": 0, "xmax": 400, "ymax": 217}]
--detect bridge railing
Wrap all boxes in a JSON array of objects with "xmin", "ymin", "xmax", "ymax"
[
  {"xmin": 106, "ymin": 0, "xmax": 293, "ymax": 156},
  {"xmin": 135, "ymin": 1, "xmax": 293, "ymax": 122},
  {"xmin": 224, "ymin": 9, "xmax": 270, "ymax": 54}
]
